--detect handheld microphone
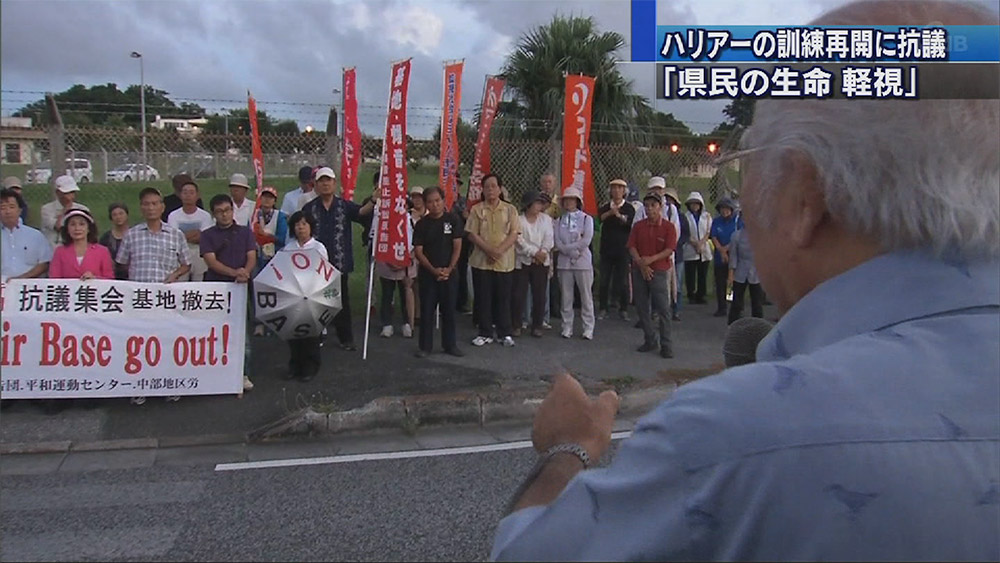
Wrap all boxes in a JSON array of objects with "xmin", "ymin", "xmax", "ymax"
[{"xmin": 723, "ymin": 317, "xmax": 776, "ymax": 367}]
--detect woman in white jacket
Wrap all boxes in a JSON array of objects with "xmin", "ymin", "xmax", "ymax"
[
  {"xmin": 512, "ymin": 190, "xmax": 554, "ymax": 338},
  {"xmin": 683, "ymin": 191, "xmax": 713, "ymax": 305},
  {"xmin": 554, "ymin": 187, "xmax": 595, "ymax": 340}
]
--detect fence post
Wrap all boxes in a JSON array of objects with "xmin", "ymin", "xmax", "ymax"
[
  {"xmin": 101, "ymin": 148, "xmax": 108, "ymax": 183},
  {"xmin": 325, "ymin": 107, "xmax": 339, "ymax": 169},
  {"xmin": 46, "ymin": 94, "xmax": 65, "ymax": 194}
]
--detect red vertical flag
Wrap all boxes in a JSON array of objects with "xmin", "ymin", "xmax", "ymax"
[
  {"xmin": 340, "ymin": 67, "xmax": 362, "ymax": 202},
  {"xmin": 438, "ymin": 60, "xmax": 464, "ymax": 209},
  {"xmin": 247, "ymin": 91, "xmax": 265, "ymax": 200},
  {"xmin": 561, "ymin": 75, "xmax": 598, "ymax": 216},
  {"xmin": 466, "ymin": 75, "xmax": 505, "ymax": 206},
  {"xmin": 374, "ymin": 59, "xmax": 412, "ymax": 269}
]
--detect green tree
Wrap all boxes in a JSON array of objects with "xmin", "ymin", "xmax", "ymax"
[
  {"xmin": 497, "ymin": 15, "xmax": 653, "ymax": 144},
  {"xmin": 14, "ymin": 83, "xmax": 186, "ymax": 128},
  {"xmin": 431, "ymin": 118, "xmax": 478, "ymax": 167}
]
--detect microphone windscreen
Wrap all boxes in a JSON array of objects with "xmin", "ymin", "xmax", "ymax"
[{"xmin": 723, "ymin": 317, "xmax": 776, "ymax": 367}]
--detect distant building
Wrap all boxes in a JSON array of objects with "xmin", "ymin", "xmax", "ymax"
[
  {"xmin": 0, "ymin": 116, "xmax": 43, "ymax": 165},
  {"xmin": 151, "ymin": 115, "xmax": 208, "ymax": 137}
]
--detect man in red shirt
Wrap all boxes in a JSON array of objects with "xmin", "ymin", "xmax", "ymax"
[{"xmin": 627, "ymin": 193, "xmax": 678, "ymax": 358}]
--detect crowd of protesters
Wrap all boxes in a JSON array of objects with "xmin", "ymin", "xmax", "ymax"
[{"xmin": 1, "ymin": 166, "xmax": 762, "ymax": 395}]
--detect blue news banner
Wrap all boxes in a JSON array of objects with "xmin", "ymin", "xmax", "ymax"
[{"xmin": 644, "ymin": 25, "xmax": 1000, "ymax": 100}]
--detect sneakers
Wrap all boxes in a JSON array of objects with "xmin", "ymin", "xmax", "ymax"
[
  {"xmin": 502, "ymin": 336, "xmax": 516, "ymax": 347},
  {"xmin": 619, "ymin": 310, "xmax": 630, "ymax": 322},
  {"xmin": 541, "ymin": 322, "xmax": 553, "ymax": 330},
  {"xmin": 512, "ymin": 328, "xmax": 522, "ymax": 337},
  {"xmin": 660, "ymin": 348, "xmax": 674, "ymax": 358},
  {"xmin": 380, "ymin": 325, "xmax": 394, "ymax": 338},
  {"xmin": 414, "ymin": 349, "xmax": 429, "ymax": 358},
  {"xmin": 401, "ymin": 324, "xmax": 413, "ymax": 338},
  {"xmin": 637, "ymin": 342, "xmax": 658, "ymax": 353},
  {"xmin": 561, "ymin": 331, "xmax": 572, "ymax": 339},
  {"xmin": 165, "ymin": 396, "xmax": 181, "ymax": 402},
  {"xmin": 597, "ymin": 310, "xmax": 608, "ymax": 320},
  {"xmin": 531, "ymin": 328, "xmax": 544, "ymax": 338},
  {"xmin": 472, "ymin": 336, "xmax": 494, "ymax": 347},
  {"xmin": 130, "ymin": 396, "xmax": 146, "ymax": 406},
  {"xmin": 671, "ymin": 313, "xmax": 681, "ymax": 321},
  {"xmin": 243, "ymin": 376, "xmax": 254, "ymax": 392},
  {"xmin": 582, "ymin": 333, "xmax": 593, "ymax": 341},
  {"xmin": 253, "ymin": 324, "xmax": 266, "ymax": 337}
]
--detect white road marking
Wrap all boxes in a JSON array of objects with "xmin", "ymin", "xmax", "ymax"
[{"xmin": 215, "ymin": 431, "xmax": 633, "ymax": 472}]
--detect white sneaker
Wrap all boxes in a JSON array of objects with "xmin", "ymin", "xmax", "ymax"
[
  {"xmin": 582, "ymin": 333, "xmax": 594, "ymax": 341},
  {"xmin": 472, "ymin": 336, "xmax": 493, "ymax": 346},
  {"xmin": 541, "ymin": 322, "xmax": 553, "ymax": 330},
  {"xmin": 502, "ymin": 336, "xmax": 515, "ymax": 347},
  {"xmin": 130, "ymin": 396, "xmax": 146, "ymax": 406},
  {"xmin": 243, "ymin": 376, "xmax": 254, "ymax": 391},
  {"xmin": 380, "ymin": 325, "xmax": 394, "ymax": 338},
  {"xmin": 561, "ymin": 331, "xmax": 572, "ymax": 339},
  {"xmin": 401, "ymin": 324, "xmax": 413, "ymax": 338},
  {"xmin": 165, "ymin": 396, "xmax": 181, "ymax": 403}
]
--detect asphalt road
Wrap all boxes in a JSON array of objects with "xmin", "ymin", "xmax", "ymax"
[{"xmin": 1, "ymin": 423, "xmax": 637, "ymax": 562}]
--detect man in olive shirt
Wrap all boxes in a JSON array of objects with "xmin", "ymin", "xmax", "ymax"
[
  {"xmin": 413, "ymin": 187, "xmax": 465, "ymax": 358},
  {"xmin": 466, "ymin": 173, "xmax": 519, "ymax": 347}
]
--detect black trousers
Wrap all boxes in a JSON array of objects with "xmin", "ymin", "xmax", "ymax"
[
  {"xmin": 714, "ymin": 262, "xmax": 729, "ymax": 313},
  {"xmin": 728, "ymin": 281, "xmax": 765, "ymax": 325},
  {"xmin": 598, "ymin": 252, "xmax": 630, "ymax": 312},
  {"xmin": 512, "ymin": 263, "xmax": 548, "ymax": 331},
  {"xmin": 332, "ymin": 274, "xmax": 353, "ymax": 345},
  {"xmin": 685, "ymin": 260, "xmax": 709, "ymax": 303},
  {"xmin": 379, "ymin": 277, "xmax": 408, "ymax": 327},
  {"xmin": 472, "ymin": 267, "xmax": 513, "ymax": 338},
  {"xmin": 418, "ymin": 272, "xmax": 458, "ymax": 352},
  {"xmin": 287, "ymin": 337, "xmax": 322, "ymax": 379}
]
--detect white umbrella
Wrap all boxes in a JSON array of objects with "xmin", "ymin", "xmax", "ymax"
[{"xmin": 253, "ymin": 248, "xmax": 342, "ymax": 340}]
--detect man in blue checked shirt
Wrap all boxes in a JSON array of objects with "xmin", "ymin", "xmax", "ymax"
[{"xmin": 491, "ymin": 1, "xmax": 999, "ymax": 560}]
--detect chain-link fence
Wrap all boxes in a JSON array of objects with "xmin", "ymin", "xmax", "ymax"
[{"xmin": 2, "ymin": 123, "xmax": 741, "ymax": 214}]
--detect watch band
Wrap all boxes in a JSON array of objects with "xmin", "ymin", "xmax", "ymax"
[
  {"xmin": 503, "ymin": 442, "xmax": 592, "ymax": 516},
  {"xmin": 542, "ymin": 443, "xmax": 591, "ymax": 468}
]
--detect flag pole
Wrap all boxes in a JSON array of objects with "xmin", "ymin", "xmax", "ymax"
[{"xmin": 363, "ymin": 63, "xmax": 398, "ymax": 361}]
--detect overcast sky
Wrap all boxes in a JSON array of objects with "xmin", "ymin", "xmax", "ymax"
[{"xmin": 1, "ymin": 0, "xmax": 994, "ymax": 136}]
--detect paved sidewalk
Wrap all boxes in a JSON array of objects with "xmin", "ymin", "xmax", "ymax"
[{"xmin": 0, "ymin": 301, "xmax": 774, "ymax": 452}]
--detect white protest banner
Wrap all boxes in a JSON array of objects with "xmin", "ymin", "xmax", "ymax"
[{"xmin": 0, "ymin": 279, "xmax": 246, "ymax": 399}]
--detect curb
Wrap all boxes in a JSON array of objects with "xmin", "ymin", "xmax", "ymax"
[
  {"xmin": 1, "ymin": 367, "xmax": 721, "ymax": 454},
  {"xmin": 256, "ymin": 380, "xmax": 684, "ymax": 441}
]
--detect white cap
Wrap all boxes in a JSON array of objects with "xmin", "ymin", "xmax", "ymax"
[
  {"xmin": 54, "ymin": 175, "xmax": 80, "ymax": 193},
  {"xmin": 646, "ymin": 176, "xmax": 666, "ymax": 190},
  {"xmin": 228, "ymin": 173, "xmax": 251, "ymax": 189},
  {"xmin": 3, "ymin": 176, "xmax": 22, "ymax": 189},
  {"xmin": 409, "ymin": 186, "xmax": 424, "ymax": 195},
  {"xmin": 314, "ymin": 167, "xmax": 336, "ymax": 180}
]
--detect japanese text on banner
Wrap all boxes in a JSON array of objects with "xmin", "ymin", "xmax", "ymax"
[
  {"xmin": 467, "ymin": 76, "xmax": 505, "ymax": 206},
  {"xmin": 0, "ymin": 280, "xmax": 247, "ymax": 399},
  {"xmin": 375, "ymin": 60, "xmax": 412, "ymax": 268},
  {"xmin": 439, "ymin": 61, "xmax": 464, "ymax": 209},
  {"xmin": 248, "ymin": 93, "xmax": 265, "ymax": 195},
  {"xmin": 340, "ymin": 68, "xmax": 362, "ymax": 201},
  {"xmin": 561, "ymin": 74, "xmax": 598, "ymax": 215}
]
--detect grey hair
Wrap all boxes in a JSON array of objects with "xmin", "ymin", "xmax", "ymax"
[{"xmin": 740, "ymin": 0, "xmax": 1000, "ymax": 259}]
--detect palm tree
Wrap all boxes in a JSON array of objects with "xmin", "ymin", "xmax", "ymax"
[{"xmin": 497, "ymin": 15, "xmax": 653, "ymax": 144}]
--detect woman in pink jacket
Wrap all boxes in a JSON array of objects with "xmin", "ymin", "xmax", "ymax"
[{"xmin": 49, "ymin": 208, "xmax": 114, "ymax": 280}]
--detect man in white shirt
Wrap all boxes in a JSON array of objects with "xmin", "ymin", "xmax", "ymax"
[
  {"xmin": 281, "ymin": 166, "xmax": 316, "ymax": 215},
  {"xmin": 1, "ymin": 187, "xmax": 52, "ymax": 282},
  {"xmin": 166, "ymin": 178, "xmax": 213, "ymax": 281},
  {"xmin": 39, "ymin": 175, "xmax": 90, "ymax": 245},
  {"xmin": 228, "ymin": 173, "xmax": 256, "ymax": 227}
]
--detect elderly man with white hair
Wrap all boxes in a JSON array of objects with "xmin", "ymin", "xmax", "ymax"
[{"xmin": 490, "ymin": 1, "xmax": 999, "ymax": 560}]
